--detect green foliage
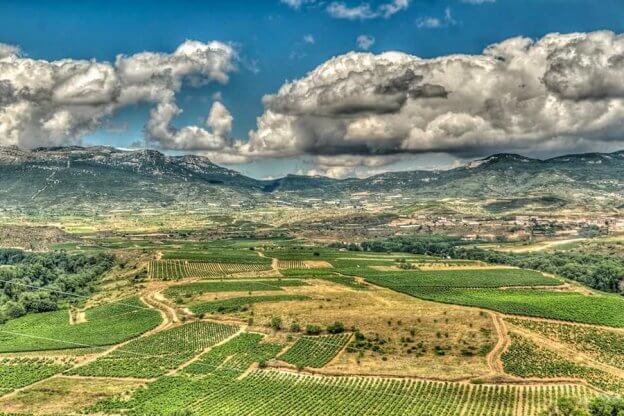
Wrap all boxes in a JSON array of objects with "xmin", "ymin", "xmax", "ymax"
[
  {"xmin": 279, "ymin": 334, "xmax": 351, "ymax": 368},
  {"xmin": 72, "ymin": 321, "xmax": 237, "ymax": 378},
  {"xmin": 588, "ymin": 395, "xmax": 624, "ymax": 416},
  {"xmin": 0, "ymin": 297, "xmax": 161, "ymax": 352},
  {"xmin": 189, "ymin": 295, "xmax": 309, "ymax": 315},
  {"xmin": 0, "ymin": 248, "xmax": 114, "ymax": 321},
  {"xmin": 540, "ymin": 397, "xmax": 589, "ymax": 416}
]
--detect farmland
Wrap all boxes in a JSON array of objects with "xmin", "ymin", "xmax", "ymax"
[
  {"xmin": 72, "ymin": 321, "xmax": 238, "ymax": 378},
  {"xmin": 0, "ymin": 297, "xmax": 161, "ymax": 352},
  {"xmin": 279, "ymin": 334, "xmax": 352, "ymax": 368},
  {"xmin": 0, "ymin": 237, "xmax": 621, "ymax": 415}
]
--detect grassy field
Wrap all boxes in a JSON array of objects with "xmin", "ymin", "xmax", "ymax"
[
  {"xmin": 189, "ymin": 295, "xmax": 311, "ymax": 315},
  {"xmin": 164, "ymin": 280, "xmax": 306, "ymax": 299},
  {"xmin": 0, "ymin": 298, "xmax": 161, "ymax": 352}
]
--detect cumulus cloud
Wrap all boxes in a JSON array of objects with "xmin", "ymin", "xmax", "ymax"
[
  {"xmin": 235, "ymin": 30, "xmax": 624, "ymax": 171},
  {"xmin": 356, "ymin": 35, "xmax": 375, "ymax": 50},
  {"xmin": 0, "ymin": 43, "xmax": 19, "ymax": 59},
  {"xmin": 327, "ymin": 0, "xmax": 410, "ymax": 20},
  {"xmin": 0, "ymin": 40, "xmax": 237, "ymax": 149},
  {"xmin": 303, "ymin": 34, "xmax": 316, "ymax": 44}
]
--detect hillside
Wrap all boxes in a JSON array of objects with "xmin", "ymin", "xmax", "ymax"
[{"xmin": 1, "ymin": 146, "xmax": 624, "ymax": 212}]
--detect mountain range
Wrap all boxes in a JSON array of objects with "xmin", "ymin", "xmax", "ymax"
[{"xmin": 1, "ymin": 146, "xmax": 623, "ymax": 212}]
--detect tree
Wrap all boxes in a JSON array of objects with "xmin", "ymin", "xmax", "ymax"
[
  {"xmin": 540, "ymin": 397, "xmax": 589, "ymax": 416},
  {"xmin": 588, "ymin": 395, "xmax": 624, "ymax": 416}
]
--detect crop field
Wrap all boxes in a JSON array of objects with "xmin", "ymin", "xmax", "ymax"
[
  {"xmin": 72, "ymin": 321, "xmax": 238, "ymax": 378},
  {"xmin": 189, "ymin": 295, "xmax": 310, "ymax": 315},
  {"xmin": 502, "ymin": 333, "xmax": 624, "ymax": 393},
  {"xmin": 0, "ymin": 298, "xmax": 161, "ymax": 352},
  {"xmin": 279, "ymin": 334, "xmax": 351, "ymax": 368},
  {"xmin": 91, "ymin": 371, "xmax": 594, "ymax": 416},
  {"xmin": 276, "ymin": 260, "xmax": 307, "ymax": 269},
  {"xmin": 403, "ymin": 287, "xmax": 624, "ymax": 327},
  {"xmin": 507, "ymin": 318, "xmax": 624, "ymax": 370},
  {"xmin": 164, "ymin": 280, "xmax": 306, "ymax": 299},
  {"xmin": 355, "ymin": 268, "xmax": 560, "ymax": 288},
  {"xmin": 0, "ymin": 357, "xmax": 72, "ymax": 393},
  {"xmin": 184, "ymin": 332, "xmax": 282, "ymax": 377},
  {"xmin": 162, "ymin": 249, "xmax": 271, "ymax": 265},
  {"xmin": 149, "ymin": 260, "xmax": 273, "ymax": 280}
]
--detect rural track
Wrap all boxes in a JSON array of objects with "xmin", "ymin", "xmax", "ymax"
[{"xmin": 487, "ymin": 312, "xmax": 510, "ymax": 375}]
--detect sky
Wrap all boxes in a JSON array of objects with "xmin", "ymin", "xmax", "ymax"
[{"xmin": 1, "ymin": 0, "xmax": 624, "ymax": 178}]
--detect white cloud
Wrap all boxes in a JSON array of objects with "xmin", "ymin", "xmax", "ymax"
[
  {"xmin": 356, "ymin": 35, "xmax": 375, "ymax": 50},
  {"xmin": 280, "ymin": 0, "xmax": 316, "ymax": 9},
  {"xmin": 0, "ymin": 43, "xmax": 19, "ymax": 59},
  {"xmin": 461, "ymin": 0, "xmax": 495, "ymax": 4},
  {"xmin": 417, "ymin": 7, "xmax": 455, "ymax": 29},
  {"xmin": 0, "ymin": 40, "xmax": 237, "ymax": 150},
  {"xmin": 327, "ymin": 0, "xmax": 410, "ymax": 20},
  {"xmin": 303, "ymin": 34, "xmax": 316, "ymax": 44},
  {"xmin": 235, "ymin": 30, "xmax": 624, "ymax": 173}
]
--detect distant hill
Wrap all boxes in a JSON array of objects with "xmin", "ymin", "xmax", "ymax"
[{"xmin": 1, "ymin": 146, "xmax": 623, "ymax": 212}]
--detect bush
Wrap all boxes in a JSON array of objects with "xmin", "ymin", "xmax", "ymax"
[
  {"xmin": 305, "ymin": 324, "xmax": 321, "ymax": 335},
  {"xmin": 290, "ymin": 322, "xmax": 301, "ymax": 332},
  {"xmin": 270, "ymin": 316, "xmax": 283, "ymax": 331},
  {"xmin": 326, "ymin": 321, "xmax": 345, "ymax": 334}
]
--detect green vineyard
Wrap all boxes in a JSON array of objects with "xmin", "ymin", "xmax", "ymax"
[
  {"xmin": 72, "ymin": 321, "xmax": 238, "ymax": 378},
  {"xmin": 91, "ymin": 370, "xmax": 595, "ymax": 416},
  {"xmin": 149, "ymin": 260, "xmax": 273, "ymax": 280},
  {"xmin": 279, "ymin": 333, "xmax": 351, "ymax": 368},
  {"xmin": 184, "ymin": 332, "xmax": 282, "ymax": 377},
  {"xmin": 0, "ymin": 298, "xmax": 161, "ymax": 353}
]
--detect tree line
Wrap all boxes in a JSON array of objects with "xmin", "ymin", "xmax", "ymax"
[
  {"xmin": 335, "ymin": 235, "xmax": 624, "ymax": 295},
  {"xmin": 0, "ymin": 249, "xmax": 114, "ymax": 322}
]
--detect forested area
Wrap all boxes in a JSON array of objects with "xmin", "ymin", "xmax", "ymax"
[
  {"xmin": 349, "ymin": 236, "xmax": 624, "ymax": 295},
  {"xmin": 0, "ymin": 249, "xmax": 114, "ymax": 322}
]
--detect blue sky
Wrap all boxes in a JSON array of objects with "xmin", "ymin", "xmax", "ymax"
[{"xmin": 1, "ymin": 0, "xmax": 624, "ymax": 177}]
